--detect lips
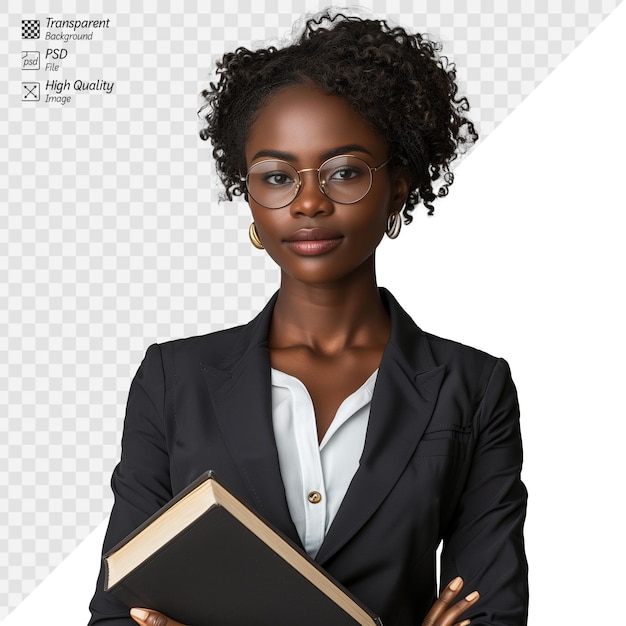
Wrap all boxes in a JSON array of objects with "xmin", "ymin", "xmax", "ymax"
[{"xmin": 283, "ymin": 228, "xmax": 343, "ymax": 256}]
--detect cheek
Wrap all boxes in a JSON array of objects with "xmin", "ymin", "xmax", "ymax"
[
  {"xmin": 248, "ymin": 201, "xmax": 272, "ymax": 231},
  {"xmin": 350, "ymin": 193, "xmax": 393, "ymax": 238},
  {"xmin": 348, "ymin": 213, "xmax": 387, "ymax": 242},
  {"xmin": 247, "ymin": 205, "xmax": 287, "ymax": 258}
]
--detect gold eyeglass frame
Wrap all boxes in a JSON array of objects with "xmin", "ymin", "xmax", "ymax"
[{"xmin": 245, "ymin": 154, "xmax": 392, "ymax": 209}]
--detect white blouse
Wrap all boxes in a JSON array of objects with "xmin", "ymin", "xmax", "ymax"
[{"xmin": 270, "ymin": 367, "xmax": 378, "ymax": 557}]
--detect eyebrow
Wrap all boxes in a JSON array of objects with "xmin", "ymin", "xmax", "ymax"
[{"xmin": 250, "ymin": 144, "xmax": 375, "ymax": 162}]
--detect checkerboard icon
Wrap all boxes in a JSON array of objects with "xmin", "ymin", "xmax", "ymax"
[{"xmin": 22, "ymin": 19, "xmax": 40, "ymax": 39}]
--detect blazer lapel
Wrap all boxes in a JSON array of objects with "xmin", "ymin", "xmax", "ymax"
[
  {"xmin": 200, "ymin": 293, "xmax": 302, "ymax": 546},
  {"xmin": 316, "ymin": 290, "xmax": 446, "ymax": 565}
]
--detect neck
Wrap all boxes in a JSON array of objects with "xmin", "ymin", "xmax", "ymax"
[{"xmin": 269, "ymin": 261, "xmax": 390, "ymax": 355}]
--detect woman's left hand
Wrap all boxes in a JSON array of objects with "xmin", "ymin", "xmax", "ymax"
[
  {"xmin": 130, "ymin": 607, "xmax": 187, "ymax": 626},
  {"xmin": 421, "ymin": 577, "xmax": 480, "ymax": 626}
]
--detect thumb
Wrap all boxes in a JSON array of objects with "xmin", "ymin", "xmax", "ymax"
[{"xmin": 130, "ymin": 608, "xmax": 176, "ymax": 626}]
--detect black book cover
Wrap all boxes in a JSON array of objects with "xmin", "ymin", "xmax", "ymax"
[{"xmin": 104, "ymin": 472, "xmax": 382, "ymax": 626}]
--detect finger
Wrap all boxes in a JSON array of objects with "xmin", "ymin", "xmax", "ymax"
[
  {"xmin": 130, "ymin": 607, "xmax": 187, "ymax": 626},
  {"xmin": 440, "ymin": 590, "xmax": 480, "ymax": 626},
  {"xmin": 422, "ymin": 576, "xmax": 465, "ymax": 625}
]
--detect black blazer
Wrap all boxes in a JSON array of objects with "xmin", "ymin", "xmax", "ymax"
[{"xmin": 88, "ymin": 289, "xmax": 528, "ymax": 625}]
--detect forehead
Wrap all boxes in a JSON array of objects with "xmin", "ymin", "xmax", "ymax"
[{"xmin": 245, "ymin": 83, "xmax": 388, "ymax": 164}]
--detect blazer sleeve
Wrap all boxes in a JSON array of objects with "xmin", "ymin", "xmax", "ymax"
[
  {"xmin": 441, "ymin": 358, "xmax": 529, "ymax": 626},
  {"xmin": 88, "ymin": 343, "xmax": 174, "ymax": 625}
]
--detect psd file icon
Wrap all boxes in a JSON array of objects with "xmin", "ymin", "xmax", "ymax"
[
  {"xmin": 22, "ymin": 19, "xmax": 40, "ymax": 39},
  {"xmin": 22, "ymin": 82, "xmax": 40, "ymax": 101},
  {"xmin": 22, "ymin": 51, "xmax": 40, "ymax": 70}
]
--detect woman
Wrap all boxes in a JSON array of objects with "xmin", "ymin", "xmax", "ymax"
[{"xmin": 89, "ymin": 11, "xmax": 528, "ymax": 626}]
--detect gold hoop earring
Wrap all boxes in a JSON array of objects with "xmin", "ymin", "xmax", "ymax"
[
  {"xmin": 249, "ymin": 222, "xmax": 264, "ymax": 250},
  {"xmin": 386, "ymin": 211, "xmax": 402, "ymax": 239}
]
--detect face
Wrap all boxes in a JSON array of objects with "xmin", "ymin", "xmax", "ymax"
[{"xmin": 244, "ymin": 83, "xmax": 409, "ymax": 287}]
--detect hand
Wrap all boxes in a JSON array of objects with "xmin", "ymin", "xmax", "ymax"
[
  {"xmin": 130, "ymin": 608, "xmax": 187, "ymax": 626},
  {"xmin": 421, "ymin": 577, "xmax": 480, "ymax": 626}
]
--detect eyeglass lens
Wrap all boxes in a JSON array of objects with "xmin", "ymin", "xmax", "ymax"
[{"xmin": 246, "ymin": 155, "xmax": 374, "ymax": 208}]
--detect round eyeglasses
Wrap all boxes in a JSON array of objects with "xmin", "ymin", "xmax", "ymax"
[{"xmin": 245, "ymin": 154, "xmax": 391, "ymax": 209}]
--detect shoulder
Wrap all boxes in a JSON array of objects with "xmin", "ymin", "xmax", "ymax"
[
  {"xmin": 152, "ymin": 293, "xmax": 276, "ymax": 370},
  {"xmin": 420, "ymin": 330, "xmax": 517, "ymax": 430},
  {"xmin": 383, "ymin": 288, "xmax": 508, "ymax": 388},
  {"xmin": 424, "ymin": 330, "xmax": 505, "ymax": 377},
  {"xmin": 153, "ymin": 322, "xmax": 251, "ymax": 370},
  {"xmin": 129, "ymin": 325, "xmax": 250, "ymax": 399}
]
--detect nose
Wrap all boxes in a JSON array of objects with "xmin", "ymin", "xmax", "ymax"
[{"xmin": 289, "ymin": 170, "xmax": 334, "ymax": 217}]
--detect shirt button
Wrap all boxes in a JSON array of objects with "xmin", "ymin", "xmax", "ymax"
[{"xmin": 307, "ymin": 491, "xmax": 322, "ymax": 504}]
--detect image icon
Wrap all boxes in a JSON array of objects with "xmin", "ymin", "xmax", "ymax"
[
  {"xmin": 22, "ymin": 19, "xmax": 40, "ymax": 39},
  {"xmin": 22, "ymin": 82, "xmax": 40, "ymax": 101},
  {"xmin": 22, "ymin": 50, "xmax": 40, "ymax": 70}
]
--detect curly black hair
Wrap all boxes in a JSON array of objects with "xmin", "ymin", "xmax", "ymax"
[{"xmin": 198, "ymin": 10, "xmax": 478, "ymax": 220}]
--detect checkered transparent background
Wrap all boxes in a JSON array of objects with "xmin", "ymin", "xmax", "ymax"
[{"xmin": 1, "ymin": 0, "xmax": 621, "ymax": 617}]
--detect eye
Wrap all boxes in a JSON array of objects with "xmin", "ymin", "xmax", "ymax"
[
  {"xmin": 327, "ymin": 166, "xmax": 365, "ymax": 182},
  {"xmin": 262, "ymin": 171, "xmax": 295, "ymax": 186}
]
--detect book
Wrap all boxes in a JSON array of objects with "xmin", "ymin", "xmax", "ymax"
[{"xmin": 104, "ymin": 471, "xmax": 382, "ymax": 626}]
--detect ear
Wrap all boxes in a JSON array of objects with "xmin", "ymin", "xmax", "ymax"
[{"xmin": 388, "ymin": 166, "xmax": 411, "ymax": 216}]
